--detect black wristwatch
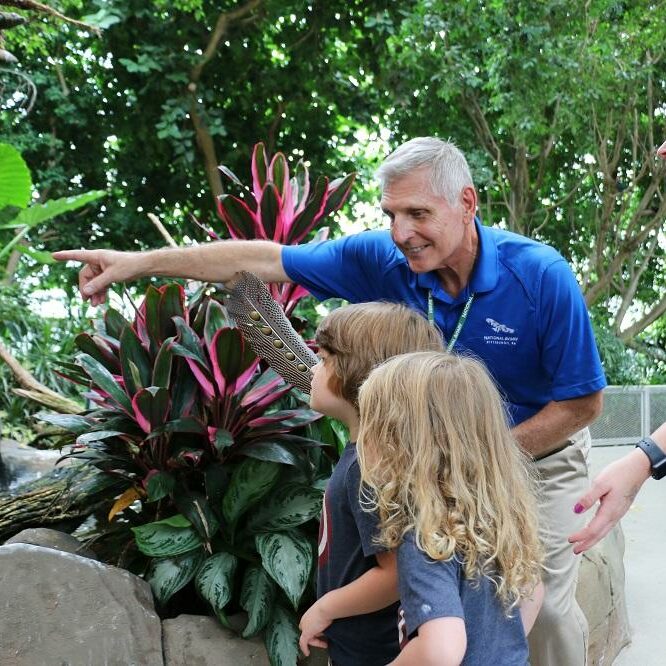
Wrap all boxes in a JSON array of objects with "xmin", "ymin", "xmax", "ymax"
[{"xmin": 635, "ymin": 437, "xmax": 666, "ymax": 480}]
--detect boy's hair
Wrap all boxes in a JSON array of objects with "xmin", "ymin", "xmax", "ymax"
[
  {"xmin": 314, "ymin": 302, "xmax": 444, "ymax": 410},
  {"xmin": 357, "ymin": 351, "xmax": 543, "ymax": 611}
]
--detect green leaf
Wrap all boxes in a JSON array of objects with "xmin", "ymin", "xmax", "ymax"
[
  {"xmin": 264, "ymin": 604, "xmax": 300, "ymax": 666},
  {"xmin": 132, "ymin": 514, "xmax": 203, "ymax": 557},
  {"xmin": 322, "ymin": 172, "xmax": 356, "ymax": 218},
  {"xmin": 195, "ymin": 552, "xmax": 238, "ymax": 619},
  {"xmin": 5, "ymin": 191, "xmax": 105, "ymax": 229},
  {"xmin": 260, "ymin": 183, "xmax": 280, "ymax": 240},
  {"xmin": 76, "ymin": 430, "xmax": 127, "ymax": 444},
  {"xmin": 287, "ymin": 176, "xmax": 327, "ymax": 244},
  {"xmin": 172, "ymin": 317, "xmax": 208, "ymax": 366},
  {"xmin": 152, "ymin": 337, "xmax": 174, "ymax": 387},
  {"xmin": 270, "ymin": 152, "xmax": 289, "ymax": 197},
  {"xmin": 149, "ymin": 416, "xmax": 206, "ymax": 436},
  {"xmin": 174, "ymin": 491, "xmax": 220, "ymax": 541},
  {"xmin": 217, "ymin": 195, "xmax": 256, "ymax": 239},
  {"xmin": 77, "ymin": 352, "xmax": 132, "ymax": 413},
  {"xmin": 252, "ymin": 142, "xmax": 268, "ymax": 191},
  {"xmin": 147, "ymin": 549, "xmax": 205, "ymax": 605},
  {"xmin": 35, "ymin": 412, "xmax": 91, "ymax": 434},
  {"xmin": 255, "ymin": 530, "xmax": 313, "ymax": 609},
  {"xmin": 104, "ymin": 309, "xmax": 130, "ymax": 341},
  {"xmin": 240, "ymin": 566, "xmax": 276, "ymax": 638},
  {"xmin": 0, "ymin": 143, "xmax": 31, "ymax": 209},
  {"xmin": 212, "ymin": 428, "xmax": 234, "ymax": 453},
  {"xmin": 132, "ymin": 386, "xmax": 170, "ymax": 433},
  {"xmin": 205, "ymin": 463, "xmax": 230, "ymax": 509},
  {"xmin": 120, "ymin": 326, "xmax": 152, "ymax": 396},
  {"xmin": 249, "ymin": 483, "xmax": 322, "ymax": 532},
  {"xmin": 159, "ymin": 283, "xmax": 185, "ymax": 340},
  {"xmin": 242, "ymin": 440, "xmax": 311, "ymax": 476},
  {"xmin": 14, "ymin": 245, "xmax": 56, "ymax": 264},
  {"xmin": 146, "ymin": 471, "xmax": 176, "ymax": 502},
  {"xmin": 222, "ymin": 458, "xmax": 281, "ymax": 527},
  {"xmin": 75, "ymin": 333, "xmax": 121, "ymax": 374},
  {"xmin": 204, "ymin": 299, "xmax": 234, "ymax": 348}
]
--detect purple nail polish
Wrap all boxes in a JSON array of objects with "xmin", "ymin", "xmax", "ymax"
[{"xmin": 573, "ymin": 503, "xmax": 584, "ymax": 514}]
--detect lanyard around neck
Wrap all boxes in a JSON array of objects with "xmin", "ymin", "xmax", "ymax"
[{"xmin": 428, "ymin": 290, "xmax": 475, "ymax": 352}]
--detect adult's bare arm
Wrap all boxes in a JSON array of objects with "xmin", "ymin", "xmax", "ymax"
[
  {"xmin": 568, "ymin": 421, "xmax": 666, "ymax": 554},
  {"xmin": 52, "ymin": 240, "xmax": 290, "ymax": 305},
  {"xmin": 511, "ymin": 391, "xmax": 603, "ymax": 459}
]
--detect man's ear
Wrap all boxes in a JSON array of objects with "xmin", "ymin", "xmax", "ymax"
[{"xmin": 460, "ymin": 186, "xmax": 478, "ymax": 219}]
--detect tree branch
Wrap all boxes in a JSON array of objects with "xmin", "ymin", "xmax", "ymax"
[
  {"xmin": 0, "ymin": 0, "xmax": 101, "ymax": 35},
  {"xmin": 186, "ymin": 0, "xmax": 264, "ymax": 199}
]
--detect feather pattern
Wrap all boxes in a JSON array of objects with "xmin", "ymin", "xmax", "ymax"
[{"xmin": 227, "ymin": 271, "xmax": 318, "ymax": 393}]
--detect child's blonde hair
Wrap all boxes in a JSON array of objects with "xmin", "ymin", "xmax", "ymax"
[
  {"xmin": 315, "ymin": 302, "xmax": 443, "ymax": 410},
  {"xmin": 357, "ymin": 351, "xmax": 543, "ymax": 610}
]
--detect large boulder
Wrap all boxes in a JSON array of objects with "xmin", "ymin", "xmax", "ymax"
[
  {"xmin": 0, "ymin": 543, "xmax": 163, "ymax": 666},
  {"xmin": 577, "ymin": 524, "xmax": 631, "ymax": 665}
]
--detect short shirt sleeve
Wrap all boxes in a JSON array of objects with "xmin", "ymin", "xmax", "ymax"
[
  {"xmin": 537, "ymin": 259, "xmax": 606, "ymax": 400},
  {"xmin": 398, "ymin": 534, "xmax": 464, "ymax": 636},
  {"xmin": 345, "ymin": 460, "xmax": 384, "ymax": 557},
  {"xmin": 281, "ymin": 231, "xmax": 392, "ymax": 303}
]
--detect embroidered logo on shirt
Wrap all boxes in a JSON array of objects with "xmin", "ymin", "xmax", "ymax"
[
  {"xmin": 485, "ymin": 318, "xmax": 515, "ymax": 334},
  {"xmin": 484, "ymin": 318, "xmax": 519, "ymax": 346}
]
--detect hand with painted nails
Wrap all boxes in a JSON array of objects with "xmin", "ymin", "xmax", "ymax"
[
  {"xmin": 567, "ymin": 449, "xmax": 651, "ymax": 554},
  {"xmin": 569, "ymin": 421, "xmax": 666, "ymax": 553},
  {"xmin": 658, "ymin": 141, "xmax": 666, "ymax": 159}
]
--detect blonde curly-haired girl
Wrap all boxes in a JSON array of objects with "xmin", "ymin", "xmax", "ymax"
[{"xmin": 357, "ymin": 351, "xmax": 544, "ymax": 666}]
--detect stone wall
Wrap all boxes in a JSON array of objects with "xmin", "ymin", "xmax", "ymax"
[{"xmin": 0, "ymin": 526, "xmax": 630, "ymax": 665}]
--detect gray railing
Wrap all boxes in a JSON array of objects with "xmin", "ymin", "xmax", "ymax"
[{"xmin": 590, "ymin": 385, "xmax": 666, "ymax": 446}]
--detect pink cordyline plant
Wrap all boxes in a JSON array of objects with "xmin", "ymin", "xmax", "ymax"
[{"xmin": 214, "ymin": 142, "xmax": 356, "ymax": 316}]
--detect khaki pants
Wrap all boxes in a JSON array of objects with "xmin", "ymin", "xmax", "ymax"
[{"xmin": 528, "ymin": 428, "xmax": 591, "ymax": 666}]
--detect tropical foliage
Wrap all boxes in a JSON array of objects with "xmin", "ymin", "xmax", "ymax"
[
  {"xmin": 31, "ymin": 141, "xmax": 355, "ymax": 664},
  {"xmin": 43, "ymin": 284, "xmax": 332, "ymax": 665}
]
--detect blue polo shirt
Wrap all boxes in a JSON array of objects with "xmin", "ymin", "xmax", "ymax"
[{"xmin": 281, "ymin": 221, "xmax": 606, "ymax": 425}]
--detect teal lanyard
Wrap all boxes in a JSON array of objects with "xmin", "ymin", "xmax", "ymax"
[{"xmin": 428, "ymin": 290, "xmax": 475, "ymax": 351}]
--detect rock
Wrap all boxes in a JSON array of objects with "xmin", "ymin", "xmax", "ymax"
[
  {"xmin": 163, "ymin": 614, "xmax": 329, "ymax": 666},
  {"xmin": 576, "ymin": 524, "xmax": 631, "ymax": 665},
  {"xmin": 163, "ymin": 614, "xmax": 269, "ymax": 666},
  {"xmin": 0, "ymin": 543, "xmax": 163, "ymax": 666},
  {"xmin": 4, "ymin": 527, "xmax": 97, "ymax": 560}
]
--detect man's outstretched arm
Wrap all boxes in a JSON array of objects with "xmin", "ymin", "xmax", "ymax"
[{"xmin": 53, "ymin": 240, "xmax": 290, "ymax": 305}]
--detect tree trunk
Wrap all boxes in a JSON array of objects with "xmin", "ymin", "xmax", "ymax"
[{"xmin": 0, "ymin": 466, "xmax": 113, "ymax": 542}]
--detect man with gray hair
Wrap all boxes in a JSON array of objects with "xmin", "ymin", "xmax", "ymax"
[{"xmin": 55, "ymin": 137, "xmax": 605, "ymax": 665}]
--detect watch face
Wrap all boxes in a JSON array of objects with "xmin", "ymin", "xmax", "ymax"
[{"xmin": 653, "ymin": 458, "xmax": 666, "ymax": 480}]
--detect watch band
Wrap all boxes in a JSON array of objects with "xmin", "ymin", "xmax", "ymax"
[{"xmin": 635, "ymin": 437, "xmax": 666, "ymax": 480}]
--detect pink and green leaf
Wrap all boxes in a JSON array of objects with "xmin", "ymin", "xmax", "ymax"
[
  {"xmin": 120, "ymin": 326, "xmax": 152, "ymax": 396},
  {"xmin": 217, "ymin": 195, "xmax": 257, "ymax": 239},
  {"xmin": 251, "ymin": 142, "xmax": 268, "ymax": 201},
  {"xmin": 286, "ymin": 176, "xmax": 328, "ymax": 244},
  {"xmin": 132, "ymin": 386, "xmax": 171, "ymax": 434},
  {"xmin": 322, "ymin": 172, "xmax": 356, "ymax": 218}
]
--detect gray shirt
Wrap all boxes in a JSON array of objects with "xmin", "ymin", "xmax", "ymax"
[{"xmin": 398, "ymin": 531, "xmax": 529, "ymax": 665}]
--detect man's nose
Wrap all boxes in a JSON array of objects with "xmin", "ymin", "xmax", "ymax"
[{"xmin": 390, "ymin": 217, "xmax": 413, "ymax": 245}]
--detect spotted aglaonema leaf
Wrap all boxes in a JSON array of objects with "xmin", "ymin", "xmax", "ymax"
[
  {"xmin": 240, "ymin": 565, "xmax": 276, "ymax": 638},
  {"xmin": 147, "ymin": 548, "xmax": 205, "ymax": 605},
  {"xmin": 255, "ymin": 529, "xmax": 313, "ymax": 610},
  {"xmin": 195, "ymin": 552, "xmax": 238, "ymax": 621}
]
